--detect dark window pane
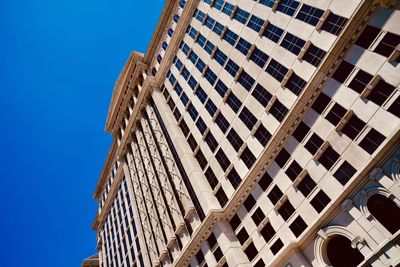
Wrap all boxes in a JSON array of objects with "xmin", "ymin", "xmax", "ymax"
[
  {"xmin": 270, "ymin": 100, "xmax": 289, "ymax": 122},
  {"xmin": 367, "ymin": 79, "xmax": 396, "ymax": 106},
  {"xmin": 312, "ymin": 93, "xmax": 331, "ymax": 114},
  {"xmin": 359, "ymin": 128, "xmax": 385, "ymax": 154},
  {"xmin": 244, "ymin": 242, "xmax": 258, "ymax": 261},
  {"xmin": 252, "ymin": 83, "xmax": 272, "ymax": 107},
  {"xmin": 289, "ymin": 215, "xmax": 307, "ymax": 237},
  {"xmin": 285, "ymin": 160, "xmax": 302, "ymax": 181},
  {"xmin": 321, "ymin": 13, "xmax": 347, "ymax": 35},
  {"xmin": 278, "ymin": 200, "xmax": 295, "ymax": 221},
  {"xmin": 341, "ymin": 115, "xmax": 366, "ymax": 140},
  {"xmin": 319, "ymin": 146, "xmax": 340, "ymax": 170},
  {"xmin": 297, "ymin": 174, "xmax": 316, "ymax": 197},
  {"xmin": 374, "ymin": 32, "xmax": 400, "ymax": 57},
  {"xmin": 325, "ymin": 103, "xmax": 346, "ymax": 126},
  {"xmin": 260, "ymin": 222, "xmax": 275, "ymax": 242},
  {"xmin": 333, "ymin": 161, "xmax": 357, "ymax": 185},
  {"xmin": 240, "ymin": 147, "xmax": 256, "ymax": 169},
  {"xmin": 228, "ymin": 168, "xmax": 242, "ymax": 189},
  {"xmin": 251, "ymin": 207, "xmax": 266, "ymax": 226},
  {"xmin": 310, "ymin": 190, "xmax": 331, "ymax": 213},
  {"xmin": 237, "ymin": 227, "xmax": 249, "ymax": 245},
  {"xmin": 243, "ymin": 194, "xmax": 256, "ymax": 211},
  {"xmin": 258, "ymin": 171, "xmax": 272, "ymax": 191},
  {"xmin": 355, "ymin": 25, "xmax": 380, "ymax": 49},
  {"xmin": 292, "ymin": 121, "xmax": 310, "ymax": 142},
  {"xmin": 332, "ymin": 61, "xmax": 354, "ymax": 83},
  {"xmin": 205, "ymin": 167, "xmax": 218, "ymax": 189},
  {"xmin": 227, "ymin": 128, "xmax": 244, "ymax": 152},
  {"xmin": 270, "ymin": 238, "xmax": 284, "ymax": 255},
  {"xmin": 254, "ymin": 124, "xmax": 272, "ymax": 146},
  {"xmin": 275, "ymin": 148, "xmax": 290, "ymax": 168},
  {"xmin": 268, "ymin": 185, "xmax": 283, "ymax": 205},
  {"xmin": 348, "ymin": 70, "xmax": 373, "ymax": 93}
]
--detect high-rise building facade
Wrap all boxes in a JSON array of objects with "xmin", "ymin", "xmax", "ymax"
[{"xmin": 87, "ymin": 0, "xmax": 400, "ymax": 266}]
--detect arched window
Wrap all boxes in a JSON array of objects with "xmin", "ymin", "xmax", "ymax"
[
  {"xmin": 367, "ymin": 194, "xmax": 400, "ymax": 234},
  {"xmin": 327, "ymin": 235, "xmax": 364, "ymax": 267}
]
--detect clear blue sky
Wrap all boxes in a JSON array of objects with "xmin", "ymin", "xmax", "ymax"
[{"xmin": 0, "ymin": 0, "xmax": 164, "ymax": 266}]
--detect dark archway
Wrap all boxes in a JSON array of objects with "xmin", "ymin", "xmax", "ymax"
[
  {"xmin": 367, "ymin": 194, "xmax": 400, "ymax": 234},
  {"xmin": 327, "ymin": 235, "xmax": 364, "ymax": 267}
]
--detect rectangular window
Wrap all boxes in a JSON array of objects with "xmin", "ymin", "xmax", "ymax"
[
  {"xmin": 226, "ymin": 92, "xmax": 242, "ymax": 113},
  {"xmin": 205, "ymin": 132, "xmax": 218, "ymax": 152},
  {"xmin": 341, "ymin": 115, "xmax": 366, "ymax": 140},
  {"xmin": 167, "ymin": 28, "xmax": 174, "ymax": 37},
  {"xmin": 296, "ymin": 4, "xmax": 323, "ymax": 26},
  {"xmin": 179, "ymin": 119, "xmax": 189, "ymax": 137},
  {"xmin": 237, "ymin": 71, "xmax": 255, "ymax": 91},
  {"xmin": 312, "ymin": 93, "xmax": 331, "ymax": 114},
  {"xmin": 319, "ymin": 146, "xmax": 340, "ymax": 170},
  {"xmin": 277, "ymin": 0, "xmax": 300, "ymax": 16},
  {"xmin": 223, "ymin": 29, "xmax": 239, "ymax": 46},
  {"xmin": 188, "ymin": 76, "xmax": 197, "ymax": 90},
  {"xmin": 196, "ymin": 34, "xmax": 206, "ymax": 47},
  {"xmin": 196, "ymin": 117, "xmax": 207, "ymax": 134},
  {"xmin": 205, "ymin": 99, "xmax": 217, "ymax": 116},
  {"xmin": 325, "ymin": 103, "xmax": 346, "ymax": 126},
  {"xmin": 268, "ymin": 185, "xmax": 283, "ymax": 205},
  {"xmin": 275, "ymin": 148, "xmax": 290, "ymax": 168},
  {"xmin": 181, "ymin": 67, "xmax": 190, "ymax": 80},
  {"xmin": 285, "ymin": 160, "xmax": 302, "ymax": 181},
  {"xmin": 188, "ymin": 103, "xmax": 198, "ymax": 121},
  {"xmin": 278, "ymin": 200, "xmax": 295, "ymax": 221},
  {"xmin": 205, "ymin": 16, "xmax": 216, "ymax": 29},
  {"xmin": 374, "ymin": 32, "xmax": 400, "ymax": 57},
  {"xmin": 280, "ymin": 32, "xmax": 306, "ymax": 55},
  {"xmin": 216, "ymin": 148, "xmax": 230, "ymax": 171},
  {"xmin": 259, "ymin": 171, "xmax": 272, "ymax": 191},
  {"xmin": 263, "ymin": 23, "xmax": 284, "ymax": 43},
  {"xmin": 225, "ymin": 59, "xmax": 240, "ymax": 77},
  {"xmin": 348, "ymin": 70, "xmax": 373, "ymax": 94},
  {"xmin": 239, "ymin": 107, "xmax": 257, "ymax": 130},
  {"xmin": 332, "ymin": 61, "xmax": 354, "ymax": 83},
  {"xmin": 243, "ymin": 194, "xmax": 256, "ymax": 211},
  {"xmin": 237, "ymin": 227, "xmax": 249, "ymax": 245},
  {"xmin": 195, "ymin": 86, "xmax": 207, "ymax": 103},
  {"xmin": 233, "ymin": 8, "xmax": 250, "ymax": 24},
  {"xmin": 247, "ymin": 15, "xmax": 265, "ymax": 32},
  {"xmin": 270, "ymin": 100, "xmax": 289, "ymax": 122},
  {"xmin": 252, "ymin": 83, "xmax": 272, "ymax": 107},
  {"xmin": 250, "ymin": 47, "xmax": 269, "ymax": 68},
  {"xmin": 236, "ymin": 38, "xmax": 252, "ymax": 55},
  {"xmin": 204, "ymin": 40, "xmax": 215, "ymax": 54},
  {"xmin": 174, "ymin": 83, "xmax": 182, "ymax": 96},
  {"xmin": 289, "ymin": 216, "xmax": 307, "ymax": 237},
  {"xmin": 303, "ymin": 44, "xmax": 326, "ymax": 67},
  {"xmin": 213, "ymin": 0, "xmax": 224, "ymax": 10},
  {"xmin": 240, "ymin": 147, "xmax": 256, "ymax": 168},
  {"xmin": 254, "ymin": 124, "xmax": 272, "ymax": 146},
  {"xmin": 321, "ymin": 13, "xmax": 348, "ymax": 36},
  {"xmin": 297, "ymin": 174, "xmax": 316, "ymax": 197},
  {"xmin": 216, "ymin": 187, "xmax": 228, "ymax": 207},
  {"xmin": 189, "ymin": 28, "xmax": 197, "ymax": 39},
  {"xmin": 187, "ymin": 134, "xmax": 198, "ymax": 152},
  {"xmin": 188, "ymin": 51, "xmax": 198, "ymax": 64},
  {"xmin": 196, "ymin": 58, "xmax": 206, "ymax": 73},
  {"xmin": 286, "ymin": 72, "xmax": 306, "ymax": 95},
  {"xmin": 266, "ymin": 59, "xmax": 288, "ymax": 82},
  {"xmin": 205, "ymin": 167, "xmax": 219, "ymax": 189},
  {"xmin": 195, "ymin": 149, "xmax": 207, "ymax": 170},
  {"xmin": 244, "ymin": 242, "xmax": 258, "ymax": 261},
  {"xmin": 215, "ymin": 79, "xmax": 228, "ymax": 97},
  {"xmin": 304, "ymin": 133, "xmax": 323, "ymax": 155},
  {"xmin": 260, "ymin": 222, "xmax": 275, "ymax": 243},
  {"xmin": 333, "ymin": 161, "xmax": 357, "ymax": 185},
  {"xmin": 230, "ymin": 214, "xmax": 241, "ymax": 231},
  {"xmin": 359, "ymin": 128, "xmax": 385, "ymax": 154},
  {"xmin": 251, "ymin": 207, "xmax": 266, "ymax": 226},
  {"xmin": 182, "ymin": 43, "xmax": 190, "ymax": 55},
  {"xmin": 195, "ymin": 10, "xmax": 206, "ymax": 23},
  {"xmin": 215, "ymin": 112, "xmax": 230, "ymax": 133},
  {"xmin": 228, "ymin": 168, "xmax": 242, "ymax": 189},
  {"xmin": 310, "ymin": 190, "xmax": 331, "ymax": 213},
  {"xmin": 180, "ymin": 91, "xmax": 189, "ymax": 106},
  {"xmin": 367, "ymin": 79, "xmax": 396, "ymax": 106},
  {"xmin": 259, "ymin": 0, "xmax": 276, "ymax": 8},
  {"xmin": 205, "ymin": 68, "xmax": 218, "ymax": 85},
  {"xmin": 222, "ymin": 2, "xmax": 235, "ymax": 16},
  {"xmin": 214, "ymin": 48, "xmax": 228, "ymax": 66},
  {"xmin": 213, "ymin": 21, "xmax": 225, "ymax": 36}
]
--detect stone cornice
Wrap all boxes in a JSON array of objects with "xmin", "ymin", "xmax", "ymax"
[{"xmin": 172, "ymin": 0, "xmax": 385, "ymax": 265}]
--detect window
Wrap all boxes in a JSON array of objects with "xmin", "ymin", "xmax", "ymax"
[
  {"xmin": 263, "ymin": 23, "xmax": 284, "ymax": 43},
  {"xmin": 321, "ymin": 13, "xmax": 348, "ymax": 35},
  {"xmin": 213, "ymin": 21, "xmax": 225, "ymax": 36},
  {"xmin": 173, "ymin": 14, "xmax": 180, "ymax": 23},
  {"xmin": 181, "ymin": 67, "xmax": 190, "ymax": 80},
  {"xmin": 195, "ymin": 149, "xmax": 207, "ymax": 170},
  {"xmin": 250, "ymin": 47, "xmax": 269, "ymax": 68},
  {"xmin": 286, "ymin": 73, "xmax": 306, "ymax": 95},
  {"xmin": 312, "ymin": 93, "xmax": 331, "ymax": 114},
  {"xmin": 162, "ymin": 41, "xmax": 168, "ymax": 50},
  {"xmin": 296, "ymin": 4, "xmax": 323, "ymax": 26},
  {"xmin": 268, "ymin": 185, "xmax": 283, "ymax": 205},
  {"xmin": 222, "ymin": 2, "xmax": 235, "ymax": 16},
  {"xmin": 259, "ymin": 0, "xmax": 276, "ymax": 8},
  {"xmin": 205, "ymin": 132, "xmax": 218, "ymax": 152},
  {"xmin": 367, "ymin": 79, "xmax": 396, "ymax": 106},
  {"xmin": 254, "ymin": 259, "xmax": 265, "ymax": 267},
  {"xmin": 169, "ymin": 73, "xmax": 176, "ymax": 85},
  {"xmin": 167, "ymin": 28, "xmax": 174, "ymax": 37},
  {"xmin": 215, "ymin": 79, "xmax": 228, "ymax": 97},
  {"xmin": 228, "ymin": 168, "xmax": 242, "ymax": 189},
  {"xmin": 332, "ymin": 61, "xmax": 354, "ymax": 83},
  {"xmin": 197, "ymin": 34, "xmax": 206, "ymax": 47},
  {"xmin": 289, "ymin": 216, "xmax": 307, "ymax": 237},
  {"xmin": 285, "ymin": 160, "xmax": 302, "ymax": 181},
  {"xmin": 227, "ymin": 128, "xmax": 244, "ymax": 151},
  {"xmin": 188, "ymin": 76, "xmax": 197, "ymax": 90},
  {"xmin": 195, "ymin": 250, "xmax": 205, "ymax": 265},
  {"xmin": 188, "ymin": 103, "xmax": 198, "ymax": 121},
  {"xmin": 233, "ymin": 8, "xmax": 250, "ymax": 24},
  {"xmin": 277, "ymin": 0, "xmax": 300, "ymax": 16},
  {"xmin": 205, "ymin": 167, "xmax": 218, "ymax": 189},
  {"xmin": 180, "ymin": 91, "xmax": 189, "ymax": 106},
  {"xmin": 195, "ymin": 86, "xmax": 207, "ymax": 103},
  {"xmin": 266, "ymin": 59, "xmax": 288, "ymax": 82},
  {"xmin": 388, "ymin": 95, "xmax": 400, "ymax": 118},
  {"xmin": 355, "ymin": 25, "xmax": 380, "ymax": 49},
  {"xmin": 214, "ymin": 49, "xmax": 228, "ymax": 66},
  {"xmin": 216, "ymin": 148, "xmax": 230, "ymax": 171},
  {"xmin": 205, "ymin": 99, "xmax": 217, "ymax": 116},
  {"xmin": 243, "ymin": 194, "xmax": 256, "ymax": 211},
  {"xmin": 208, "ymin": 233, "xmax": 217, "ymax": 249},
  {"xmin": 230, "ymin": 214, "xmax": 241, "ymax": 231},
  {"xmin": 205, "ymin": 16, "xmax": 216, "ymax": 29},
  {"xmin": 333, "ymin": 161, "xmax": 357, "ymax": 185},
  {"xmin": 325, "ymin": 103, "xmax": 346, "ymax": 126},
  {"xmin": 260, "ymin": 221, "xmax": 275, "ymax": 242},
  {"xmin": 237, "ymin": 227, "xmax": 249, "ymax": 245},
  {"xmin": 248, "ymin": 15, "xmax": 265, "ymax": 32},
  {"xmin": 223, "ymin": 29, "xmax": 239, "ymax": 46},
  {"xmin": 225, "ymin": 59, "xmax": 240, "ymax": 77},
  {"xmin": 244, "ymin": 242, "xmax": 258, "ymax": 261},
  {"xmin": 189, "ymin": 51, "xmax": 198, "ymax": 64},
  {"xmin": 236, "ymin": 38, "xmax": 252, "ymax": 55},
  {"xmin": 226, "ymin": 93, "xmax": 242, "ymax": 113},
  {"xmin": 182, "ymin": 43, "xmax": 190, "ymax": 55},
  {"xmin": 258, "ymin": 171, "xmax": 272, "ymax": 191},
  {"xmin": 319, "ymin": 146, "xmax": 340, "ymax": 170},
  {"xmin": 359, "ymin": 128, "xmax": 385, "ymax": 154},
  {"xmin": 179, "ymin": 119, "xmax": 189, "ymax": 137},
  {"xmin": 304, "ymin": 133, "xmax": 323, "ymax": 155},
  {"xmin": 254, "ymin": 124, "xmax": 272, "ymax": 146},
  {"xmin": 239, "ymin": 107, "xmax": 257, "ymax": 130},
  {"xmin": 342, "ymin": 115, "xmax": 365, "ymax": 140},
  {"xmin": 213, "ymin": 0, "xmax": 224, "ymax": 10},
  {"xmin": 281, "ymin": 32, "xmax": 306, "ymax": 55},
  {"xmin": 310, "ymin": 190, "xmax": 331, "ymax": 213},
  {"xmin": 292, "ymin": 121, "xmax": 310, "ymax": 142},
  {"xmin": 238, "ymin": 71, "xmax": 255, "ymax": 91},
  {"xmin": 275, "ymin": 148, "xmax": 290, "ymax": 168},
  {"xmin": 252, "ymin": 83, "xmax": 272, "ymax": 107},
  {"xmin": 187, "ymin": 134, "xmax": 198, "ymax": 151},
  {"xmin": 271, "ymin": 238, "xmax": 284, "ymax": 255},
  {"xmin": 205, "ymin": 40, "xmax": 215, "ymax": 54},
  {"xmin": 173, "ymin": 107, "xmax": 181, "ymax": 121},
  {"xmin": 175, "ymin": 58, "xmax": 183, "ymax": 71},
  {"xmin": 297, "ymin": 174, "xmax": 316, "ymax": 197},
  {"xmin": 195, "ymin": 10, "xmax": 206, "ymax": 23},
  {"xmin": 205, "ymin": 68, "xmax": 218, "ymax": 86},
  {"xmin": 278, "ymin": 200, "xmax": 295, "ymax": 221},
  {"xmin": 196, "ymin": 117, "xmax": 207, "ymax": 134},
  {"xmin": 303, "ymin": 44, "xmax": 326, "ymax": 67},
  {"xmin": 189, "ymin": 28, "xmax": 197, "ymax": 39},
  {"xmin": 252, "ymin": 207, "xmax": 266, "ymax": 226},
  {"xmin": 374, "ymin": 32, "xmax": 400, "ymax": 57},
  {"xmin": 270, "ymin": 100, "xmax": 289, "ymax": 122},
  {"xmin": 215, "ymin": 113, "xmax": 230, "ymax": 133},
  {"xmin": 348, "ymin": 69, "xmax": 373, "ymax": 93},
  {"xmin": 240, "ymin": 147, "xmax": 256, "ymax": 168},
  {"xmin": 216, "ymin": 187, "xmax": 228, "ymax": 207}
]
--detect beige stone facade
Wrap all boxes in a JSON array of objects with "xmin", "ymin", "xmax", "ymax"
[{"xmin": 85, "ymin": 0, "xmax": 400, "ymax": 266}]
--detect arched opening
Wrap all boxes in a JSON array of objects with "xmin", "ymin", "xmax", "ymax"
[
  {"xmin": 367, "ymin": 194, "xmax": 400, "ymax": 234},
  {"xmin": 327, "ymin": 235, "xmax": 364, "ymax": 267}
]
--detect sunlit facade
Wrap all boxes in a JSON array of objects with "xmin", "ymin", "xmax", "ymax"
[{"xmin": 86, "ymin": 0, "xmax": 400, "ymax": 266}]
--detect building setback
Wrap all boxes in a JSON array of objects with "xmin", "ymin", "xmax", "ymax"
[{"xmin": 86, "ymin": 0, "xmax": 400, "ymax": 266}]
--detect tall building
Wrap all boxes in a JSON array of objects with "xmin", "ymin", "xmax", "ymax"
[{"xmin": 86, "ymin": 0, "xmax": 400, "ymax": 266}]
